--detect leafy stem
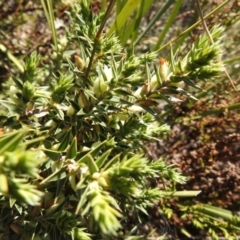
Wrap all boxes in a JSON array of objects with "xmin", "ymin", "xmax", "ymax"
[{"xmin": 85, "ymin": 0, "xmax": 116, "ymax": 78}]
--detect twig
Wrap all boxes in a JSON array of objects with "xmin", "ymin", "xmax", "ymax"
[
  {"xmin": 195, "ymin": 0, "xmax": 238, "ymax": 92},
  {"xmin": 156, "ymin": 0, "xmax": 230, "ymax": 53},
  {"xmin": 85, "ymin": 0, "xmax": 116, "ymax": 78}
]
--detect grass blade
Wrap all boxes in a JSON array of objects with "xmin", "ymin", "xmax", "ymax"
[
  {"xmin": 107, "ymin": 0, "xmax": 141, "ymax": 37},
  {"xmin": 134, "ymin": 0, "xmax": 175, "ymax": 46},
  {"xmin": 154, "ymin": 0, "xmax": 183, "ymax": 51}
]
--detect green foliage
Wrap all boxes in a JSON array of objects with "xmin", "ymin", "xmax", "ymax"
[
  {"xmin": 0, "ymin": 0, "xmax": 237, "ymax": 239},
  {"xmin": 0, "ymin": 131, "xmax": 45, "ymax": 205},
  {"xmin": 179, "ymin": 203, "xmax": 240, "ymax": 240}
]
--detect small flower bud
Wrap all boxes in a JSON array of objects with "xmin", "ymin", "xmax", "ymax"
[
  {"xmin": 93, "ymin": 77, "xmax": 108, "ymax": 98},
  {"xmin": 159, "ymin": 58, "xmax": 169, "ymax": 81},
  {"xmin": 78, "ymin": 90, "xmax": 89, "ymax": 109},
  {"xmin": 45, "ymin": 120, "xmax": 57, "ymax": 127},
  {"xmin": 22, "ymin": 82, "xmax": 35, "ymax": 101},
  {"xmin": 69, "ymin": 174, "xmax": 76, "ymax": 191},
  {"xmin": 52, "ymin": 52, "xmax": 58, "ymax": 59},
  {"xmin": 92, "ymin": 172, "xmax": 100, "ymax": 180},
  {"xmin": 74, "ymin": 55, "xmax": 85, "ymax": 71},
  {"xmin": 128, "ymin": 105, "xmax": 144, "ymax": 113},
  {"xmin": 57, "ymin": 44, "xmax": 62, "ymax": 52},
  {"xmin": 59, "ymin": 36, "xmax": 68, "ymax": 48},
  {"xmin": 9, "ymin": 85, "xmax": 18, "ymax": 95},
  {"xmin": 66, "ymin": 105, "xmax": 75, "ymax": 117}
]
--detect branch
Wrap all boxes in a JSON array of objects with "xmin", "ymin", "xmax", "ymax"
[{"xmin": 195, "ymin": 0, "xmax": 238, "ymax": 92}]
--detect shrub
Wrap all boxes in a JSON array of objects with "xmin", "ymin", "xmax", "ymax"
[{"xmin": 0, "ymin": 1, "xmax": 238, "ymax": 239}]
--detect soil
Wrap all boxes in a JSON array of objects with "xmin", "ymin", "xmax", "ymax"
[{"xmin": 148, "ymin": 93, "xmax": 240, "ymax": 239}]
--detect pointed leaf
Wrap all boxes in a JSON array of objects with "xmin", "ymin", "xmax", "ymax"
[
  {"xmin": 140, "ymin": 106, "xmax": 162, "ymax": 122},
  {"xmin": 81, "ymin": 154, "xmax": 98, "ymax": 175},
  {"xmin": 114, "ymin": 89, "xmax": 134, "ymax": 97},
  {"xmin": 88, "ymin": 140, "xmax": 107, "ymax": 158},
  {"xmin": 107, "ymin": 0, "xmax": 141, "ymax": 36},
  {"xmin": 153, "ymin": 64, "xmax": 162, "ymax": 87},
  {"xmin": 75, "ymin": 184, "xmax": 90, "ymax": 214},
  {"xmin": 39, "ymin": 168, "xmax": 66, "ymax": 186},
  {"xmin": 102, "ymin": 154, "xmax": 121, "ymax": 171},
  {"xmin": 43, "ymin": 149, "xmax": 61, "ymax": 161},
  {"xmin": 66, "ymin": 137, "xmax": 77, "ymax": 159},
  {"xmin": 0, "ymin": 131, "xmax": 25, "ymax": 155},
  {"xmin": 184, "ymin": 78, "xmax": 203, "ymax": 90},
  {"xmin": 44, "ymin": 196, "xmax": 66, "ymax": 217},
  {"xmin": 57, "ymin": 130, "xmax": 71, "ymax": 151},
  {"xmin": 55, "ymin": 178, "xmax": 67, "ymax": 200},
  {"xmin": 0, "ymin": 174, "xmax": 8, "ymax": 194},
  {"xmin": 0, "ymin": 100, "xmax": 22, "ymax": 115},
  {"xmin": 161, "ymin": 191, "xmax": 201, "ymax": 197},
  {"xmin": 173, "ymin": 87, "xmax": 198, "ymax": 100},
  {"xmin": 96, "ymin": 149, "xmax": 113, "ymax": 168},
  {"xmin": 196, "ymin": 204, "xmax": 240, "ymax": 222},
  {"xmin": 12, "ymin": 76, "xmax": 23, "ymax": 89},
  {"xmin": 9, "ymin": 197, "xmax": 17, "ymax": 208}
]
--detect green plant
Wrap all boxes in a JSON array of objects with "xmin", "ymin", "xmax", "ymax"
[
  {"xmin": 179, "ymin": 203, "xmax": 240, "ymax": 240},
  {"xmin": 0, "ymin": 0, "xmax": 239, "ymax": 239}
]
